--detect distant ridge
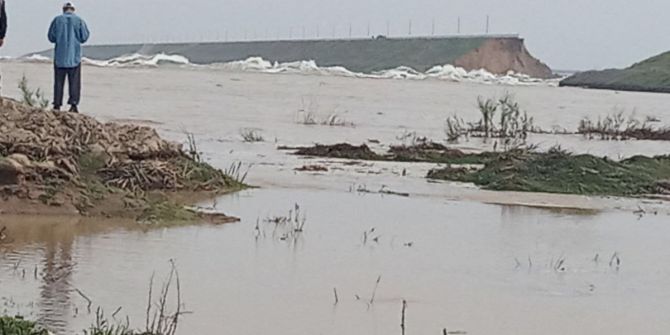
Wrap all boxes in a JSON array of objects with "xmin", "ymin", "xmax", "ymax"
[
  {"xmin": 33, "ymin": 35, "xmax": 553, "ymax": 78},
  {"xmin": 560, "ymin": 51, "xmax": 670, "ymax": 93}
]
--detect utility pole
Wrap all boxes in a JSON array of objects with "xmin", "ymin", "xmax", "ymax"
[
  {"xmin": 349, "ymin": 23, "xmax": 352, "ymax": 38},
  {"xmin": 408, "ymin": 20, "xmax": 412, "ymax": 36},
  {"xmin": 317, "ymin": 24, "xmax": 320, "ymax": 38},
  {"xmin": 457, "ymin": 17, "xmax": 461, "ymax": 34},
  {"xmin": 432, "ymin": 18, "xmax": 435, "ymax": 36},
  {"xmin": 486, "ymin": 15, "xmax": 490, "ymax": 34}
]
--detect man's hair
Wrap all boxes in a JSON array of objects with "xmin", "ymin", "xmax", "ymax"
[{"xmin": 63, "ymin": 2, "xmax": 75, "ymax": 12}]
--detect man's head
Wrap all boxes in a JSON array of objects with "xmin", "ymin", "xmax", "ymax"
[{"xmin": 62, "ymin": 2, "xmax": 75, "ymax": 13}]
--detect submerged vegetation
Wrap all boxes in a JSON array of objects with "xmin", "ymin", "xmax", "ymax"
[
  {"xmin": 446, "ymin": 96, "xmax": 670, "ymax": 143},
  {"xmin": 284, "ymin": 92, "xmax": 670, "ymax": 198},
  {"xmin": 428, "ymin": 146, "xmax": 670, "ymax": 196},
  {"xmin": 295, "ymin": 111, "xmax": 355, "ymax": 127},
  {"xmin": 295, "ymin": 96, "xmax": 355, "ymax": 127},
  {"xmin": 0, "ymin": 316, "xmax": 48, "ymax": 335},
  {"xmin": 288, "ymin": 139, "xmax": 670, "ymax": 197},
  {"xmin": 239, "ymin": 128, "xmax": 265, "ymax": 142},
  {"xmin": 2, "ymin": 263, "xmax": 184, "ymax": 335},
  {"xmin": 578, "ymin": 111, "xmax": 670, "ymax": 141},
  {"xmin": 445, "ymin": 94, "xmax": 535, "ymax": 148}
]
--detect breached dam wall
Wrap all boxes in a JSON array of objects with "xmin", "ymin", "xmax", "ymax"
[{"xmin": 37, "ymin": 36, "xmax": 554, "ymax": 78}]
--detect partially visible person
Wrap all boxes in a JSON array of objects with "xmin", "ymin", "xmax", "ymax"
[
  {"xmin": 0, "ymin": 0, "xmax": 7, "ymax": 48},
  {"xmin": 48, "ymin": 2, "xmax": 89, "ymax": 113}
]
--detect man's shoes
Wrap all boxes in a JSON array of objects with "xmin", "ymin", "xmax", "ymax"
[
  {"xmin": 53, "ymin": 106, "xmax": 61, "ymax": 111},
  {"xmin": 69, "ymin": 105, "xmax": 79, "ymax": 113}
]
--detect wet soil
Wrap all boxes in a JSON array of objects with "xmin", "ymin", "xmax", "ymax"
[{"xmin": 0, "ymin": 97, "xmax": 242, "ymax": 222}]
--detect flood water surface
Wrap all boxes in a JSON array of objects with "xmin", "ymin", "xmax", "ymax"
[
  {"xmin": 2, "ymin": 189, "xmax": 670, "ymax": 334},
  {"xmin": 1, "ymin": 63, "xmax": 670, "ymax": 334}
]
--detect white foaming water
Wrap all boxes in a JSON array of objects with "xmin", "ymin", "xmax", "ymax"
[
  {"xmin": 20, "ymin": 53, "xmax": 559, "ymax": 86},
  {"xmin": 22, "ymin": 54, "xmax": 52, "ymax": 63},
  {"xmin": 83, "ymin": 53, "xmax": 190, "ymax": 67}
]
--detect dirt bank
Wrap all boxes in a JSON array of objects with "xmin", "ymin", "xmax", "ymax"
[
  {"xmin": 0, "ymin": 98, "xmax": 242, "ymax": 222},
  {"xmin": 454, "ymin": 38, "xmax": 553, "ymax": 79}
]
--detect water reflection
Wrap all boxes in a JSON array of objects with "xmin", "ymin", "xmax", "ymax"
[
  {"xmin": 38, "ymin": 225, "xmax": 74, "ymax": 333},
  {"xmin": 0, "ymin": 216, "xmax": 135, "ymax": 333}
]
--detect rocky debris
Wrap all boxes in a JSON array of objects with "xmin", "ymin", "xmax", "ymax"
[
  {"xmin": 0, "ymin": 97, "xmax": 240, "ymax": 218},
  {"xmin": 0, "ymin": 157, "xmax": 24, "ymax": 185},
  {"xmin": 0, "ymin": 98, "xmax": 182, "ymax": 168},
  {"xmin": 0, "ymin": 97, "xmax": 190, "ymax": 190}
]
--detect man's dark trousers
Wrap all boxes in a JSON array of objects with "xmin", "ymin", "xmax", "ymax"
[{"xmin": 53, "ymin": 64, "xmax": 81, "ymax": 109}]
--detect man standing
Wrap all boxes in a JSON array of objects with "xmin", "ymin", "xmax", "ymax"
[
  {"xmin": 48, "ymin": 2, "xmax": 89, "ymax": 113},
  {"xmin": 0, "ymin": 0, "xmax": 7, "ymax": 47}
]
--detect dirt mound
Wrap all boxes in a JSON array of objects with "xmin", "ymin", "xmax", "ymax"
[
  {"xmin": 294, "ymin": 143, "xmax": 379, "ymax": 160},
  {"xmin": 0, "ymin": 98, "xmax": 241, "ymax": 220},
  {"xmin": 0, "ymin": 98, "xmax": 182, "ymax": 169},
  {"xmin": 289, "ymin": 142, "xmax": 492, "ymax": 165},
  {"xmin": 454, "ymin": 38, "xmax": 554, "ymax": 79},
  {"xmin": 388, "ymin": 142, "xmax": 467, "ymax": 162}
]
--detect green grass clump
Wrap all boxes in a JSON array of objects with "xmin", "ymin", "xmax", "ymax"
[
  {"xmin": 428, "ymin": 148, "xmax": 670, "ymax": 196},
  {"xmin": 175, "ymin": 157, "xmax": 248, "ymax": 191},
  {"xmin": 137, "ymin": 195, "xmax": 198, "ymax": 225},
  {"xmin": 0, "ymin": 316, "xmax": 48, "ymax": 335}
]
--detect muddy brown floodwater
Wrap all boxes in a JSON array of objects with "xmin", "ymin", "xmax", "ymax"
[{"xmin": 2, "ymin": 62, "xmax": 670, "ymax": 334}]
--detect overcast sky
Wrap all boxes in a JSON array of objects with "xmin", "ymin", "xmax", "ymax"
[{"xmin": 4, "ymin": 0, "xmax": 669, "ymax": 70}]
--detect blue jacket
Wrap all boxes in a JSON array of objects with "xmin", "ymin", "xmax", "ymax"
[{"xmin": 48, "ymin": 13, "xmax": 90, "ymax": 68}]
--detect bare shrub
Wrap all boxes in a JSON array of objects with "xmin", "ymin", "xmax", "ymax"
[
  {"xmin": 445, "ymin": 94, "xmax": 534, "ymax": 147},
  {"xmin": 18, "ymin": 75, "xmax": 50, "ymax": 108},
  {"xmin": 239, "ymin": 128, "xmax": 265, "ymax": 142}
]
